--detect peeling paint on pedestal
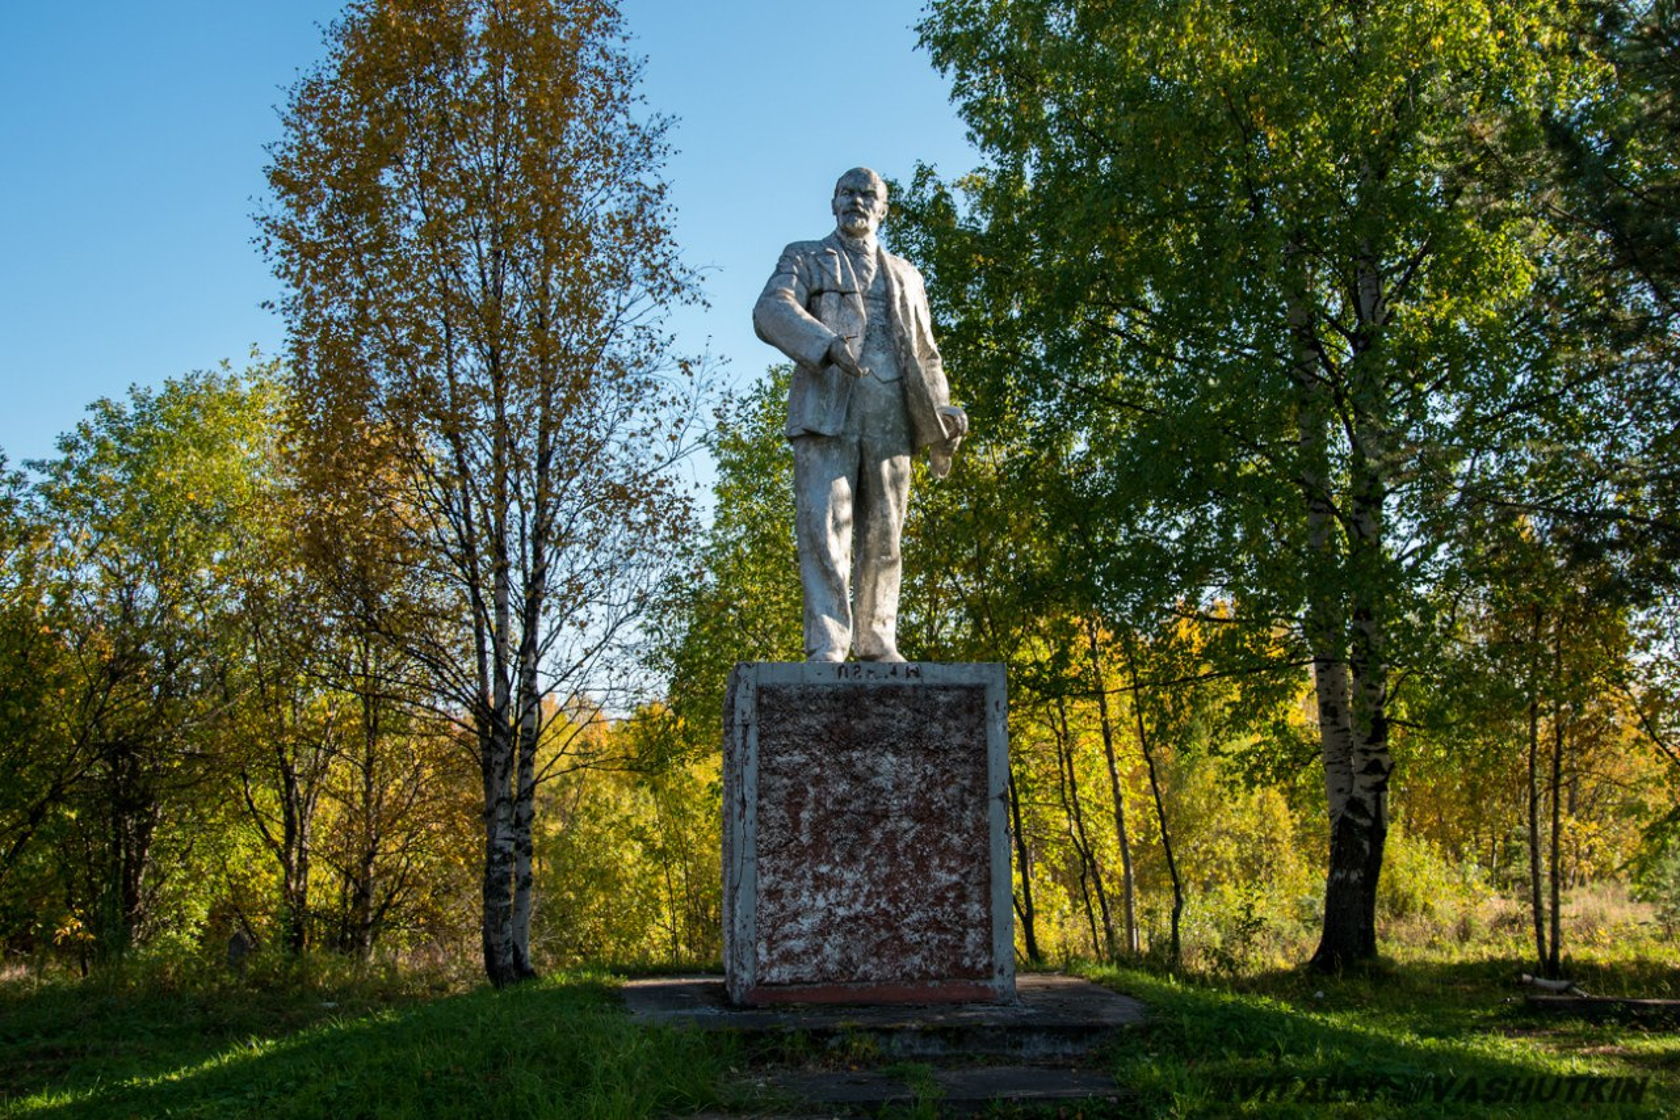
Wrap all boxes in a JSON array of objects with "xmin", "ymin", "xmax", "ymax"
[{"xmin": 724, "ymin": 662, "xmax": 1013, "ymax": 1006}]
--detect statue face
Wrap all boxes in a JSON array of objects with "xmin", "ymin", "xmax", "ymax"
[{"xmin": 832, "ymin": 168, "xmax": 888, "ymax": 238}]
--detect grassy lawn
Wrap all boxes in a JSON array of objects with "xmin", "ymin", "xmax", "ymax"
[
  {"xmin": 0, "ymin": 962, "xmax": 733, "ymax": 1119},
  {"xmin": 1082, "ymin": 954, "xmax": 1680, "ymax": 1118},
  {"xmin": 1, "ymin": 952, "xmax": 1675, "ymax": 1117}
]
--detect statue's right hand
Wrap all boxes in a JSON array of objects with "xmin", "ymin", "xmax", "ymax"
[{"xmin": 826, "ymin": 335, "xmax": 865, "ymax": 378}]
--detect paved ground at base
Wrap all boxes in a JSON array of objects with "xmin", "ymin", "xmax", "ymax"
[
  {"xmin": 622, "ymin": 973, "xmax": 1144, "ymax": 1045},
  {"xmin": 622, "ymin": 973, "xmax": 1146, "ymax": 1114},
  {"xmin": 743, "ymin": 1064, "xmax": 1131, "ymax": 1111}
]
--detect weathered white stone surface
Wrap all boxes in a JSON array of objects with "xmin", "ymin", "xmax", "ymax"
[
  {"xmin": 723, "ymin": 661, "xmax": 1012, "ymax": 1005},
  {"xmin": 752, "ymin": 168, "xmax": 969, "ymax": 662}
]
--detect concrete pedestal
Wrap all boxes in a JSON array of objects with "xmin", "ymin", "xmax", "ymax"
[{"xmin": 723, "ymin": 661, "xmax": 1013, "ymax": 1005}]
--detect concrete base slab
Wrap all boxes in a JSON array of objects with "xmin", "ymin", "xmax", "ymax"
[
  {"xmin": 756, "ymin": 1065, "xmax": 1124, "ymax": 1111},
  {"xmin": 621, "ymin": 972, "xmax": 1145, "ymax": 1060}
]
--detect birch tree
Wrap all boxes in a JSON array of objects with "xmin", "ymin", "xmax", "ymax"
[
  {"xmin": 262, "ymin": 0, "xmax": 700, "ymax": 985},
  {"xmin": 911, "ymin": 0, "xmax": 1607, "ymax": 968}
]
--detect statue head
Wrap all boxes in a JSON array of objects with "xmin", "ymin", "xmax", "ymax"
[{"xmin": 832, "ymin": 167, "xmax": 888, "ymax": 239}]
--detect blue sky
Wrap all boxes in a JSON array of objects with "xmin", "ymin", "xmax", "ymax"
[{"xmin": 0, "ymin": 1, "xmax": 977, "ymax": 469}]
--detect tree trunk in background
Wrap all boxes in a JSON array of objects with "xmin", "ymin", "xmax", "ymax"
[
  {"xmin": 1088, "ymin": 622, "xmax": 1139, "ymax": 956},
  {"xmin": 1548, "ymin": 634, "xmax": 1566, "ymax": 977},
  {"xmin": 1123, "ymin": 637, "xmax": 1182, "ymax": 969},
  {"xmin": 509, "ymin": 647, "xmax": 540, "ymax": 979},
  {"xmin": 1007, "ymin": 768, "xmax": 1043, "ymax": 964},
  {"xmin": 1316, "ymin": 482, "xmax": 1393, "ymax": 966},
  {"xmin": 481, "ymin": 716, "xmax": 521, "ymax": 987},
  {"xmin": 344, "ymin": 697, "xmax": 380, "ymax": 959},
  {"xmin": 1313, "ymin": 639, "xmax": 1389, "ymax": 970},
  {"xmin": 1527, "ymin": 607, "xmax": 1549, "ymax": 972},
  {"xmin": 1048, "ymin": 701, "xmax": 1115, "ymax": 953},
  {"xmin": 102, "ymin": 739, "xmax": 158, "ymax": 958},
  {"xmin": 239, "ymin": 738, "xmax": 323, "ymax": 957},
  {"xmin": 278, "ymin": 764, "xmax": 314, "ymax": 954},
  {"xmin": 1055, "ymin": 696, "xmax": 1115, "ymax": 959}
]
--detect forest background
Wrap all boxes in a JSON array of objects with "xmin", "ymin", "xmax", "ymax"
[{"xmin": 0, "ymin": 0, "xmax": 1677, "ymax": 1013}]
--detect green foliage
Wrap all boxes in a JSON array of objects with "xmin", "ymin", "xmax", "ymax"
[
  {"xmin": 652, "ymin": 366, "xmax": 802, "ymax": 746},
  {"xmin": 534, "ymin": 744, "xmax": 721, "ymax": 969},
  {"xmin": 1548, "ymin": 1, "xmax": 1680, "ymax": 347},
  {"xmin": 1377, "ymin": 825, "xmax": 1487, "ymax": 925},
  {"xmin": 16, "ymin": 363, "xmax": 286, "ymax": 958},
  {"xmin": 1630, "ymin": 812, "xmax": 1680, "ymax": 932},
  {"xmin": 0, "ymin": 456, "xmax": 65, "ymax": 944},
  {"xmin": 0, "ymin": 362, "xmax": 488, "ymax": 972},
  {"xmin": 899, "ymin": 0, "xmax": 1667, "ymax": 969}
]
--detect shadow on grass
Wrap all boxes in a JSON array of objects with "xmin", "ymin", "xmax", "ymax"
[
  {"xmin": 7, "ymin": 957, "xmax": 1675, "ymax": 1118},
  {"xmin": 0, "ymin": 967, "xmax": 427, "ymax": 1107},
  {"xmin": 2, "ymin": 975, "xmax": 734, "ymax": 1120},
  {"xmin": 1086, "ymin": 956, "xmax": 1679, "ymax": 1117}
]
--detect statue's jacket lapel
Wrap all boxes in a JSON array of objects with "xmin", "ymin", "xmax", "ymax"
[{"xmin": 754, "ymin": 233, "xmax": 954, "ymax": 471}]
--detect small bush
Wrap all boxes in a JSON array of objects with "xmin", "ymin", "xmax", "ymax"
[
  {"xmin": 1372, "ymin": 827, "xmax": 1503, "ymax": 960},
  {"xmin": 1631, "ymin": 821, "xmax": 1680, "ymax": 934}
]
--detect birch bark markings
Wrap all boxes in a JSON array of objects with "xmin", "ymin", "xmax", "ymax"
[
  {"xmin": 914, "ymin": 0, "xmax": 1595, "ymax": 970},
  {"xmin": 1286, "ymin": 243, "xmax": 1372, "ymax": 968},
  {"xmin": 264, "ymin": 0, "xmax": 699, "ymax": 987},
  {"xmin": 1295, "ymin": 242, "xmax": 1399, "ymax": 971},
  {"xmin": 1527, "ymin": 633, "xmax": 1548, "ymax": 970}
]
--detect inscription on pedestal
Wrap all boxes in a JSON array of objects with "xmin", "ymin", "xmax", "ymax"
[{"xmin": 724, "ymin": 662, "xmax": 1012, "ymax": 1005}]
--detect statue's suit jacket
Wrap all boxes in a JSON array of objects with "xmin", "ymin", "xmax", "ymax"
[{"xmin": 753, "ymin": 232, "xmax": 956, "ymax": 477}]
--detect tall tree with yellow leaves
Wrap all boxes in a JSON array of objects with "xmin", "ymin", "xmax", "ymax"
[{"xmin": 261, "ymin": 0, "xmax": 701, "ymax": 985}]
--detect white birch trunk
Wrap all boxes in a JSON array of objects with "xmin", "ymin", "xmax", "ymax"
[
  {"xmin": 509, "ymin": 643, "xmax": 540, "ymax": 978},
  {"xmin": 1311, "ymin": 248, "xmax": 1393, "ymax": 969}
]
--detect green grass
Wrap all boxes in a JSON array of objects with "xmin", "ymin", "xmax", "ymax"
[
  {"xmin": 2, "ymin": 950, "xmax": 1676, "ymax": 1118},
  {"xmin": 0, "ymin": 963, "xmax": 734, "ymax": 1119},
  {"xmin": 1080, "ymin": 954, "xmax": 1680, "ymax": 1118}
]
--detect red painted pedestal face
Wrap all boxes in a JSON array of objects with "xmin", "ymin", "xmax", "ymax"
[{"xmin": 724, "ymin": 662, "xmax": 1012, "ymax": 1006}]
